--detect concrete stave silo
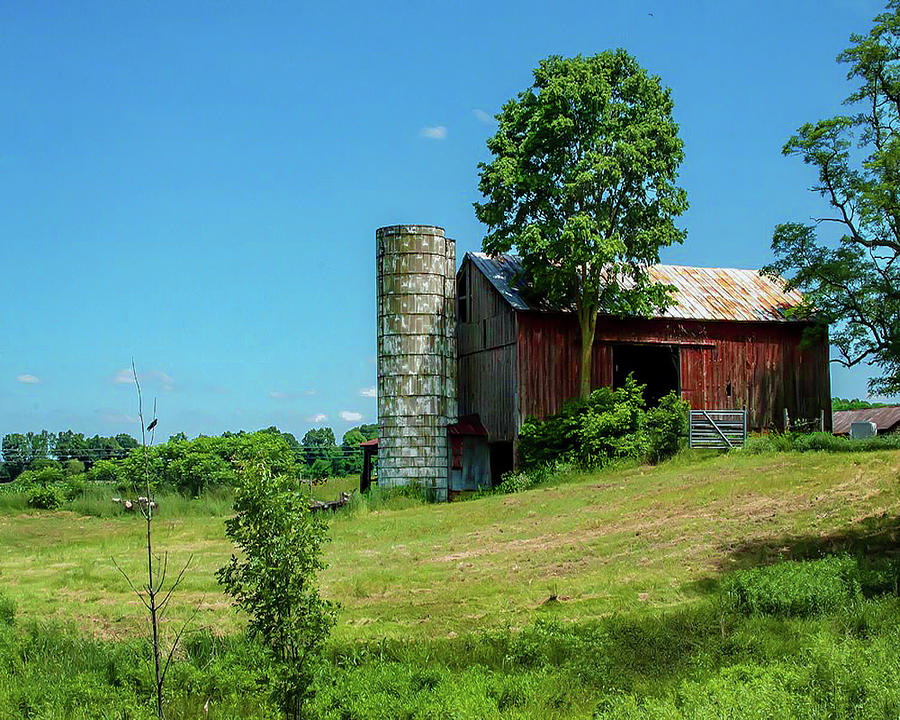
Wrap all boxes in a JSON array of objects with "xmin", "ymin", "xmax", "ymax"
[{"xmin": 376, "ymin": 224, "xmax": 457, "ymax": 501}]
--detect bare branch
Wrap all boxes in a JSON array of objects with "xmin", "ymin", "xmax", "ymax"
[
  {"xmin": 111, "ymin": 557, "xmax": 151, "ymax": 611},
  {"xmin": 158, "ymin": 556, "xmax": 193, "ymax": 616}
]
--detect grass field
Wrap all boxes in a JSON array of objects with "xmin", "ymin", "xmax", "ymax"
[
  {"xmin": 2, "ymin": 449, "xmax": 900, "ymax": 718},
  {"xmin": 1, "ymin": 449, "xmax": 898, "ymax": 641}
]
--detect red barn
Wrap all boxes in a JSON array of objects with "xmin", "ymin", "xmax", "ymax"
[{"xmin": 456, "ymin": 253, "xmax": 832, "ymax": 474}]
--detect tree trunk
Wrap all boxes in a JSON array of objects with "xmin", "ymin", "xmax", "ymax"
[{"xmin": 577, "ymin": 306, "xmax": 598, "ymax": 399}]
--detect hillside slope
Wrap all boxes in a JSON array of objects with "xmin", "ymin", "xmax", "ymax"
[{"xmin": 0, "ymin": 449, "xmax": 898, "ymax": 640}]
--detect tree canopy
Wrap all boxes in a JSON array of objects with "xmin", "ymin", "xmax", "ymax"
[
  {"xmin": 475, "ymin": 51, "xmax": 688, "ymax": 398},
  {"xmin": 764, "ymin": 2, "xmax": 900, "ymax": 396}
]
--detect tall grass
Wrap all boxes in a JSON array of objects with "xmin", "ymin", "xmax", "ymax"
[
  {"xmin": 3, "ymin": 555, "xmax": 900, "ymax": 719},
  {"xmin": 744, "ymin": 431, "xmax": 900, "ymax": 454}
]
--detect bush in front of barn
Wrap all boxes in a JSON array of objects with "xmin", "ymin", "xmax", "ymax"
[
  {"xmin": 516, "ymin": 375, "xmax": 688, "ymax": 471},
  {"xmin": 646, "ymin": 392, "xmax": 690, "ymax": 463}
]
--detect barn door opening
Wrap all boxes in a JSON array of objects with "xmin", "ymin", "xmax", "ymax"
[{"xmin": 613, "ymin": 344, "xmax": 680, "ymax": 407}]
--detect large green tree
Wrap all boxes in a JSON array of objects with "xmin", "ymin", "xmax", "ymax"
[
  {"xmin": 475, "ymin": 51, "xmax": 689, "ymax": 399},
  {"xmin": 764, "ymin": 2, "xmax": 900, "ymax": 396}
]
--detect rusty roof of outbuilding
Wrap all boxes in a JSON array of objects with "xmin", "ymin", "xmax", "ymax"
[
  {"xmin": 832, "ymin": 407, "xmax": 900, "ymax": 435},
  {"xmin": 466, "ymin": 252, "xmax": 808, "ymax": 323}
]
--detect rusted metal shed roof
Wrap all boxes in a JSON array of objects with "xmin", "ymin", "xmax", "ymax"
[
  {"xmin": 448, "ymin": 414, "xmax": 489, "ymax": 436},
  {"xmin": 467, "ymin": 252, "xmax": 808, "ymax": 323},
  {"xmin": 832, "ymin": 407, "xmax": 900, "ymax": 435}
]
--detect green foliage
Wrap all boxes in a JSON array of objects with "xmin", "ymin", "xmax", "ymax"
[
  {"xmin": 117, "ymin": 430, "xmax": 297, "ymax": 496},
  {"xmin": 61, "ymin": 475, "xmax": 86, "ymax": 502},
  {"xmin": 27, "ymin": 484, "xmax": 62, "ymax": 510},
  {"xmin": 1, "ymin": 431, "xmax": 52, "ymax": 478},
  {"xmin": 517, "ymin": 376, "xmax": 688, "ymax": 470},
  {"xmin": 87, "ymin": 459, "xmax": 118, "ymax": 484},
  {"xmin": 475, "ymin": 51, "xmax": 688, "ymax": 397},
  {"xmin": 62, "ymin": 459, "xmax": 85, "ymax": 477},
  {"xmin": 764, "ymin": 4, "xmax": 900, "ymax": 394},
  {"xmin": 723, "ymin": 556, "xmax": 863, "ymax": 617},
  {"xmin": 832, "ymin": 397, "xmax": 891, "ymax": 411},
  {"xmin": 29, "ymin": 457, "xmax": 61, "ymax": 472},
  {"xmin": 646, "ymin": 391, "xmax": 690, "ymax": 463},
  {"xmin": 34, "ymin": 465, "xmax": 64, "ymax": 485},
  {"xmin": 4, "ymin": 592, "xmax": 900, "ymax": 719},
  {"xmin": 218, "ymin": 463, "xmax": 336, "ymax": 718},
  {"xmin": 743, "ymin": 431, "xmax": 900, "ymax": 454},
  {"xmin": 496, "ymin": 461, "xmax": 575, "ymax": 494},
  {"xmin": 165, "ymin": 447, "xmax": 235, "ymax": 497},
  {"xmin": 577, "ymin": 377, "xmax": 648, "ymax": 467}
]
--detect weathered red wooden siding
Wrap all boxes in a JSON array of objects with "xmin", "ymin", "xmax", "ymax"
[
  {"xmin": 457, "ymin": 259, "xmax": 519, "ymax": 441},
  {"xmin": 517, "ymin": 313, "xmax": 831, "ymax": 431}
]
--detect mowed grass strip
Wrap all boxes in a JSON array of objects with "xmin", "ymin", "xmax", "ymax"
[{"xmin": 0, "ymin": 449, "xmax": 897, "ymax": 640}]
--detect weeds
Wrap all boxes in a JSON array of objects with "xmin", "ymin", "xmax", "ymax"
[
  {"xmin": 5, "ymin": 557, "xmax": 900, "ymax": 718},
  {"xmin": 743, "ymin": 431, "xmax": 900, "ymax": 454}
]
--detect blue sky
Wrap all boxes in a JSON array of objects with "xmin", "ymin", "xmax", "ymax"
[{"xmin": 0, "ymin": 0, "xmax": 888, "ymax": 441}]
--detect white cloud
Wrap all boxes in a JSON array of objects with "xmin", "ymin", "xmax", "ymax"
[
  {"xmin": 270, "ymin": 389, "xmax": 316, "ymax": 400},
  {"xmin": 154, "ymin": 371, "xmax": 175, "ymax": 391},
  {"xmin": 359, "ymin": 386, "xmax": 377, "ymax": 398},
  {"xmin": 99, "ymin": 412, "xmax": 139, "ymax": 424},
  {"xmin": 113, "ymin": 368, "xmax": 174, "ymax": 391},
  {"xmin": 16, "ymin": 374, "xmax": 41, "ymax": 384},
  {"xmin": 113, "ymin": 368, "xmax": 134, "ymax": 384},
  {"xmin": 419, "ymin": 125, "xmax": 448, "ymax": 140},
  {"xmin": 339, "ymin": 410, "xmax": 364, "ymax": 422},
  {"xmin": 473, "ymin": 108, "xmax": 493, "ymax": 124},
  {"xmin": 306, "ymin": 413, "xmax": 328, "ymax": 423}
]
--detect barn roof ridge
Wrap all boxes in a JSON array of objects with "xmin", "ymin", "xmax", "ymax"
[{"xmin": 463, "ymin": 251, "xmax": 809, "ymax": 323}]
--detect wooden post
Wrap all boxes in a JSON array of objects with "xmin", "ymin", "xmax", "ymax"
[
  {"xmin": 783, "ymin": 408, "xmax": 790, "ymax": 432},
  {"xmin": 820, "ymin": 409, "xmax": 825, "ymax": 433}
]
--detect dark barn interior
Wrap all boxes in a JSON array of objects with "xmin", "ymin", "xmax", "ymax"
[{"xmin": 613, "ymin": 344, "xmax": 680, "ymax": 406}]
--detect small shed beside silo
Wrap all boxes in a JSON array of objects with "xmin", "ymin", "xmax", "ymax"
[{"xmin": 448, "ymin": 414, "xmax": 491, "ymax": 496}]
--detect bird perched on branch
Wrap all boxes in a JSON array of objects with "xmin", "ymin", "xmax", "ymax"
[{"xmin": 146, "ymin": 418, "xmax": 157, "ymax": 432}]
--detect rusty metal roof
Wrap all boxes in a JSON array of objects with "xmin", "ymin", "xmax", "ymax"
[
  {"xmin": 832, "ymin": 407, "xmax": 900, "ymax": 435},
  {"xmin": 467, "ymin": 252, "xmax": 808, "ymax": 322},
  {"xmin": 448, "ymin": 414, "xmax": 489, "ymax": 436}
]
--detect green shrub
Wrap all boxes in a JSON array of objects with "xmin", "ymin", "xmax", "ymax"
[
  {"xmin": 645, "ymin": 391, "xmax": 690, "ymax": 463},
  {"xmin": 62, "ymin": 476, "xmax": 86, "ymax": 502},
  {"xmin": 497, "ymin": 469, "xmax": 539, "ymax": 494},
  {"xmin": 27, "ymin": 485, "xmax": 63, "ymax": 510},
  {"xmin": 723, "ymin": 556, "xmax": 862, "ymax": 616},
  {"xmin": 62, "ymin": 459, "xmax": 85, "ymax": 477},
  {"xmin": 518, "ymin": 375, "xmax": 650, "ymax": 469},
  {"xmin": 28, "ymin": 457, "xmax": 61, "ymax": 472},
  {"xmin": 496, "ymin": 461, "xmax": 575, "ymax": 494},
  {"xmin": 87, "ymin": 459, "xmax": 119, "ymax": 484},
  {"xmin": 218, "ymin": 463, "xmax": 335, "ymax": 718},
  {"xmin": 743, "ymin": 435, "xmax": 775, "ymax": 454},
  {"xmin": 166, "ymin": 451, "xmax": 235, "ymax": 497},
  {"xmin": 34, "ymin": 466, "xmax": 64, "ymax": 486},
  {"xmin": 791, "ymin": 432, "xmax": 846, "ymax": 452},
  {"xmin": 576, "ymin": 378, "xmax": 648, "ymax": 467}
]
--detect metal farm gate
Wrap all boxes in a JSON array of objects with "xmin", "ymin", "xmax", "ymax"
[{"xmin": 689, "ymin": 410, "xmax": 748, "ymax": 449}]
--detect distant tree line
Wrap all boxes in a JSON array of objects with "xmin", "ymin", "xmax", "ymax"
[
  {"xmin": 0, "ymin": 424, "xmax": 377, "ymax": 484},
  {"xmin": 832, "ymin": 398, "xmax": 893, "ymax": 412},
  {"xmin": 0, "ymin": 431, "xmax": 139, "ymax": 480}
]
